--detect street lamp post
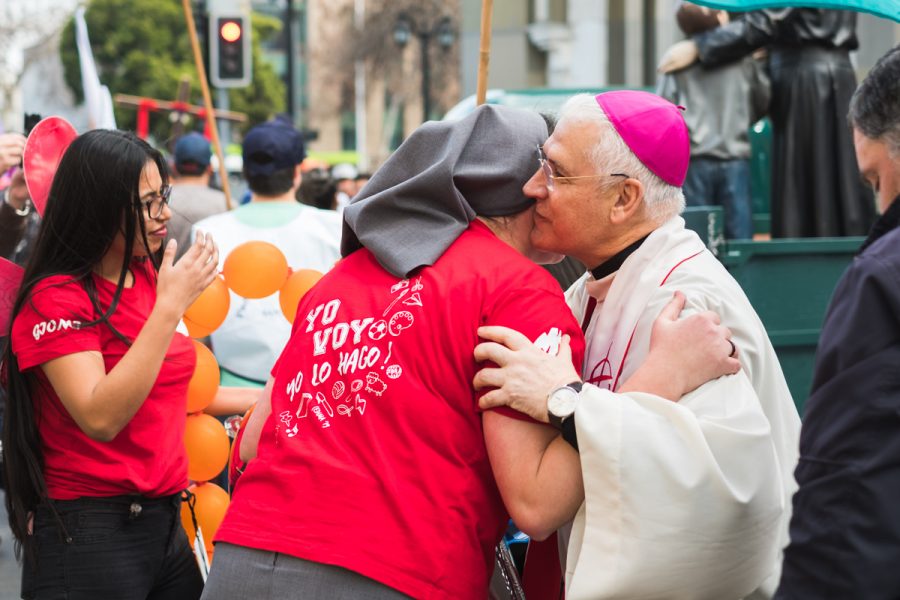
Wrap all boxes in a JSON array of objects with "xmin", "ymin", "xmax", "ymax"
[
  {"xmin": 393, "ymin": 14, "xmax": 455, "ymax": 121},
  {"xmin": 286, "ymin": 0, "xmax": 295, "ymax": 121}
]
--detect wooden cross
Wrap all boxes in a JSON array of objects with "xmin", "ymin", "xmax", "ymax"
[{"xmin": 114, "ymin": 85, "xmax": 246, "ymax": 141}]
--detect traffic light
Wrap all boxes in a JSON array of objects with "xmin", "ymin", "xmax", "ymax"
[{"xmin": 210, "ymin": 13, "xmax": 251, "ymax": 88}]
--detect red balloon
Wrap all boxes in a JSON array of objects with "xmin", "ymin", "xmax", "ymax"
[{"xmin": 22, "ymin": 117, "xmax": 78, "ymax": 216}]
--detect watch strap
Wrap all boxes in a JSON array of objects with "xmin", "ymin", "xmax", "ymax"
[
  {"xmin": 561, "ymin": 414, "xmax": 579, "ymax": 452},
  {"xmin": 548, "ymin": 411, "xmax": 565, "ymax": 430}
]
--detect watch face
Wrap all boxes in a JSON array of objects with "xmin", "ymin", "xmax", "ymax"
[{"xmin": 548, "ymin": 386, "xmax": 579, "ymax": 418}]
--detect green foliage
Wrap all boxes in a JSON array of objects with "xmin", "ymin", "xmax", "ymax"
[{"xmin": 60, "ymin": 0, "xmax": 285, "ymax": 140}]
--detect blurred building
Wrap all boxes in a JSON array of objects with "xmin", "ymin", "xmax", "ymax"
[
  {"xmin": 11, "ymin": 0, "xmax": 898, "ymax": 168},
  {"xmin": 456, "ymin": 0, "xmax": 900, "ymax": 95},
  {"xmin": 260, "ymin": 0, "xmax": 897, "ymax": 168},
  {"xmin": 254, "ymin": 0, "xmax": 461, "ymax": 169}
]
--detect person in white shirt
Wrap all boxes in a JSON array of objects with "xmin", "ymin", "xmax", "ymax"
[{"xmin": 193, "ymin": 119, "xmax": 342, "ymax": 387}]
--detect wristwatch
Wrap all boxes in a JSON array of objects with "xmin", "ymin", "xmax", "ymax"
[{"xmin": 547, "ymin": 381, "xmax": 583, "ymax": 430}]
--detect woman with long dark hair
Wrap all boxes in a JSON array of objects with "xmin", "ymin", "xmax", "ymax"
[{"xmin": 2, "ymin": 129, "xmax": 218, "ymax": 599}]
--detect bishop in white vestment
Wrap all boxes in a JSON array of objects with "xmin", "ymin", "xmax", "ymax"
[
  {"xmin": 474, "ymin": 90, "xmax": 800, "ymax": 600},
  {"xmin": 563, "ymin": 216, "xmax": 798, "ymax": 599}
]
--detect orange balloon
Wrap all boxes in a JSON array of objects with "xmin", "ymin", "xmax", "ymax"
[
  {"xmin": 183, "ymin": 316, "xmax": 213, "ymax": 339},
  {"xmin": 184, "ymin": 413, "xmax": 230, "ymax": 482},
  {"xmin": 187, "ymin": 340, "xmax": 220, "ymax": 413},
  {"xmin": 222, "ymin": 241, "xmax": 289, "ymax": 299},
  {"xmin": 180, "ymin": 482, "xmax": 230, "ymax": 553},
  {"xmin": 183, "ymin": 276, "xmax": 229, "ymax": 334},
  {"xmin": 279, "ymin": 269, "xmax": 324, "ymax": 324}
]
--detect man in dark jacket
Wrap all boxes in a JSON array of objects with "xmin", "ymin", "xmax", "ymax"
[{"xmin": 776, "ymin": 44, "xmax": 900, "ymax": 598}]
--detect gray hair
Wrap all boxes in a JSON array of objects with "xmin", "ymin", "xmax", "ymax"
[
  {"xmin": 849, "ymin": 45, "xmax": 900, "ymax": 158},
  {"xmin": 558, "ymin": 93, "xmax": 685, "ymax": 223}
]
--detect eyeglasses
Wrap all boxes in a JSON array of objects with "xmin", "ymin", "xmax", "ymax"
[
  {"xmin": 139, "ymin": 185, "xmax": 172, "ymax": 220},
  {"xmin": 536, "ymin": 145, "xmax": 628, "ymax": 191}
]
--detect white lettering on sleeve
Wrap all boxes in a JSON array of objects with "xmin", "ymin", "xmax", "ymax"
[{"xmin": 32, "ymin": 319, "xmax": 82, "ymax": 341}]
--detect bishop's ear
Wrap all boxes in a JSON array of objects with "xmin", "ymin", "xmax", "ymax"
[{"xmin": 609, "ymin": 177, "xmax": 645, "ymax": 225}]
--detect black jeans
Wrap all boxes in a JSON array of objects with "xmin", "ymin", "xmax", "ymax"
[{"xmin": 22, "ymin": 493, "xmax": 203, "ymax": 600}]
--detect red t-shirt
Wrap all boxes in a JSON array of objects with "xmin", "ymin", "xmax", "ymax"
[
  {"xmin": 11, "ymin": 259, "xmax": 194, "ymax": 500},
  {"xmin": 217, "ymin": 221, "xmax": 585, "ymax": 599}
]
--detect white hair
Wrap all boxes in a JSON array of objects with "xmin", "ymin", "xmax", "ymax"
[{"xmin": 558, "ymin": 93, "xmax": 685, "ymax": 223}]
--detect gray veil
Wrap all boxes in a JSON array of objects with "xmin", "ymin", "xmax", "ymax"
[{"xmin": 341, "ymin": 105, "xmax": 549, "ymax": 278}]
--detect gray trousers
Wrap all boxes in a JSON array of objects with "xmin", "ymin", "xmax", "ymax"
[{"xmin": 200, "ymin": 543, "xmax": 412, "ymax": 599}]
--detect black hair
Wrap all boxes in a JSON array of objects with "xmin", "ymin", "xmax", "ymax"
[
  {"xmin": 245, "ymin": 166, "xmax": 296, "ymax": 197},
  {"xmin": 1, "ymin": 129, "xmax": 167, "ymax": 560},
  {"xmin": 849, "ymin": 45, "xmax": 900, "ymax": 156},
  {"xmin": 297, "ymin": 168, "xmax": 338, "ymax": 210},
  {"xmin": 175, "ymin": 160, "xmax": 208, "ymax": 176}
]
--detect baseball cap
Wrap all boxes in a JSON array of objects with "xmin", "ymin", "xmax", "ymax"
[
  {"xmin": 174, "ymin": 133, "xmax": 212, "ymax": 175},
  {"xmin": 242, "ymin": 119, "xmax": 307, "ymax": 178},
  {"xmin": 594, "ymin": 91, "xmax": 689, "ymax": 187}
]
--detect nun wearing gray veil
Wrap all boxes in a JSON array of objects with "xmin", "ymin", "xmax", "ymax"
[{"xmin": 203, "ymin": 105, "xmax": 587, "ymax": 600}]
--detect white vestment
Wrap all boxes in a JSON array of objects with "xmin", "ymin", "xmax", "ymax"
[{"xmin": 564, "ymin": 217, "xmax": 800, "ymax": 600}]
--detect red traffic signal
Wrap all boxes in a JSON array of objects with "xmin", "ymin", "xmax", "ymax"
[
  {"xmin": 220, "ymin": 21, "xmax": 242, "ymax": 43},
  {"xmin": 210, "ymin": 13, "xmax": 252, "ymax": 88}
]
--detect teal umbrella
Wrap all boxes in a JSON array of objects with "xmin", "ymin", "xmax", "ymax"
[{"xmin": 691, "ymin": 1, "xmax": 899, "ymax": 22}]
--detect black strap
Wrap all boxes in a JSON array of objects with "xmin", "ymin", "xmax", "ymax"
[
  {"xmin": 560, "ymin": 381, "xmax": 582, "ymax": 451},
  {"xmin": 181, "ymin": 489, "xmax": 201, "ymax": 540},
  {"xmin": 561, "ymin": 415, "xmax": 578, "ymax": 452}
]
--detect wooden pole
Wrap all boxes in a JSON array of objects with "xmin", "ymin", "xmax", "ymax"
[
  {"xmin": 182, "ymin": 0, "xmax": 233, "ymax": 209},
  {"xmin": 476, "ymin": 0, "xmax": 494, "ymax": 106},
  {"xmin": 113, "ymin": 94, "xmax": 248, "ymax": 123}
]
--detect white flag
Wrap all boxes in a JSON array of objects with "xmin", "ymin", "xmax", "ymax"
[{"xmin": 75, "ymin": 7, "xmax": 116, "ymax": 130}]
